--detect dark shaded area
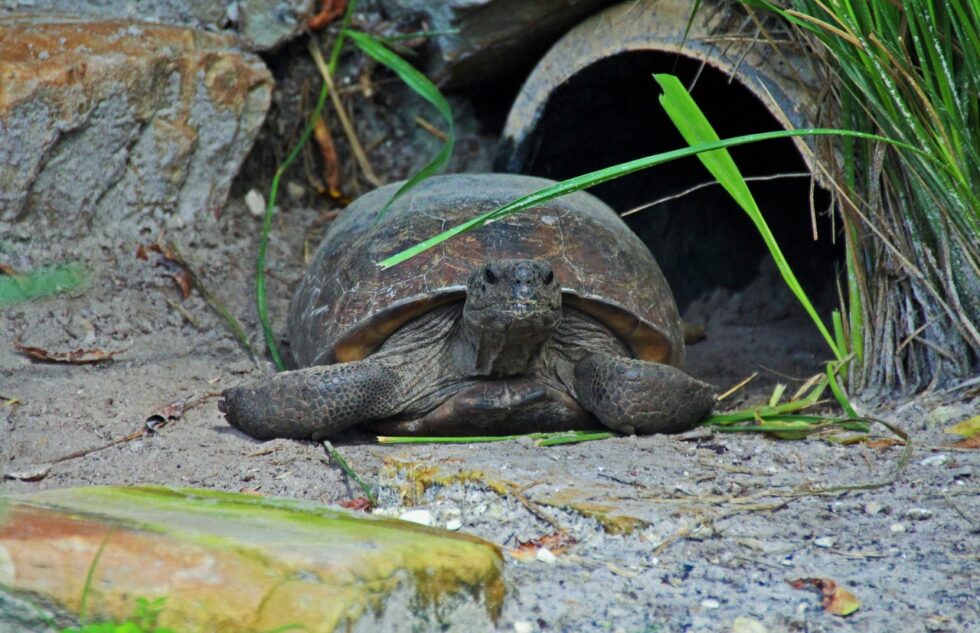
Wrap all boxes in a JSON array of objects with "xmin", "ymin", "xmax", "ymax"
[{"xmin": 498, "ymin": 51, "xmax": 840, "ymax": 311}]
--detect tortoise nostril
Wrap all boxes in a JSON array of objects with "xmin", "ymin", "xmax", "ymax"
[
  {"xmin": 513, "ymin": 263, "xmax": 536, "ymax": 284},
  {"xmin": 543, "ymin": 269, "xmax": 554, "ymax": 285},
  {"xmin": 484, "ymin": 267, "xmax": 499, "ymax": 284}
]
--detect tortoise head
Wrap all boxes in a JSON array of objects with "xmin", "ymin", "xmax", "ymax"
[{"xmin": 458, "ymin": 259, "xmax": 562, "ymax": 377}]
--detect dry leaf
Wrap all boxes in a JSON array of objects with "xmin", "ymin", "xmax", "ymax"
[
  {"xmin": 3, "ymin": 465, "xmax": 51, "ymax": 482},
  {"xmin": 510, "ymin": 532, "xmax": 578, "ymax": 561},
  {"xmin": 308, "ymin": 0, "xmax": 347, "ymax": 30},
  {"xmin": 145, "ymin": 398, "xmax": 187, "ymax": 431},
  {"xmin": 136, "ymin": 242, "xmax": 192, "ymax": 299},
  {"xmin": 0, "ymin": 263, "xmax": 22, "ymax": 277},
  {"xmin": 14, "ymin": 342, "xmax": 118, "ymax": 364},
  {"xmin": 312, "ymin": 114, "xmax": 343, "ymax": 199},
  {"xmin": 865, "ymin": 437, "xmax": 905, "ymax": 449},
  {"xmin": 789, "ymin": 577, "xmax": 860, "ymax": 616},
  {"xmin": 339, "ymin": 497, "xmax": 373, "ymax": 512},
  {"xmin": 949, "ymin": 435, "xmax": 980, "ymax": 449}
]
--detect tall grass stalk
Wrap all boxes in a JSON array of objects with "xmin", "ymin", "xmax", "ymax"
[{"xmin": 747, "ymin": 0, "xmax": 980, "ymax": 392}]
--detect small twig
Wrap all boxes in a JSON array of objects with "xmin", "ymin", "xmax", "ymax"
[
  {"xmin": 415, "ymin": 116, "xmax": 448, "ymax": 141},
  {"xmin": 717, "ymin": 373, "xmax": 758, "ymax": 401},
  {"xmin": 308, "ymin": 39, "xmax": 383, "ymax": 187},
  {"xmin": 48, "ymin": 393, "xmax": 219, "ymax": 464},
  {"xmin": 509, "ymin": 484, "xmax": 565, "ymax": 532},
  {"xmin": 321, "ymin": 440, "xmax": 377, "ymax": 504},
  {"xmin": 168, "ymin": 243, "xmax": 258, "ymax": 364},
  {"xmin": 166, "ymin": 298, "xmax": 203, "ymax": 330},
  {"xmin": 941, "ymin": 491, "xmax": 979, "ymax": 528},
  {"xmin": 620, "ymin": 172, "xmax": 811, "ymax": 217},
  {"xmin": 654, "ymin": 501, "xmax": 790, "ymax": 556}
]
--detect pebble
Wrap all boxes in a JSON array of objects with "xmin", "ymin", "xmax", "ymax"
[
  {"xmin": 701, "ymin": 598, "xmax": 720, "ymax": 609},
  {"xmin": 905, "ymin": 508, "xmax": 933, "ymax": 521},
  {"xmin": 398, "ymin": 509, "xmax": 432, "ymax": 526},
  {"xmin": 446, "ymin": 518, "xmax": 462, "ymax": 531},
  {"xmin": 864, "ymin": 502, "xmax": 883, "ymax": 515},
  {"xmin": 731, "ymin": 617, "xmax": 768, "ymax": 633},
  {"xmin": 536, "ymin": 548, "xmax": 557, "ymax": 564},
  {"xmin": 813, "ymin": 536, "xmax": 836, "ymax": 548},
  {"xmin": 920, "ymin": 454, "xmax": 949, "ymax": 467},
  {"xmin": 513, "ymin": 622, "xmax": 533, "ymax": 633},
  {"xmin": 890, "ymin": 522, "xmax": 906, "ymax": 533},
  {"xmin": 285, "ymin": 181, "xmax": 306, "ymax": 199},
  {"xmin": 244, "ymin": 189, "xmax": 266, "ymax": 217}
]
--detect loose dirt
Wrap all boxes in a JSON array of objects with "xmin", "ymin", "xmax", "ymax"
[{"xmin": 2, "ymin": 190, "xmax": 977, "ymax": 632}]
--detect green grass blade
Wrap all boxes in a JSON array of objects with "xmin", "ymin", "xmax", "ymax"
[
  {"xmin": 653, "ymin": 73, "xmax": 840, "ymax": 359},
  {"xmin": 377, "ymin": 430, "xmax": 616, "ymax": 446},
  {"xmin": 826, "ymin": 362, "xmax": 859, "ymax": 418},
  {"xmin": 346, "ymin": 31, "xmax": 455, "ymax": 214},
  {"xmin": 378, "ymin": 126, "xmax": 923, "ymax": 269},
  {"xmin": 0, "ymin": 262, "xmax": 88, "ymax": 307},
  {"xmin": 77, "ymin": 535, "xmax": 112, "ymax": 622},
  {"xmin": 256, "ymin": 1, "xmax": 358, "ymax": 370}
]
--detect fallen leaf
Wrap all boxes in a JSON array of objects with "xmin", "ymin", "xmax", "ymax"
[
  {"xmin": 136, "ymin": 242, "xmax": 192, "ymax": 299},
  {"xmin": 0, "ymin": 263, "xmax": 22, "ymax": 277},
  {"xmin": 3, "ymin": 465, "xmax": 50, "ymax": 482},
  {"xmin": 14, "ymin": 342, "xmax": 118, "ymax": 364},
  {"xmin": 510, "ymin": 532, "xmax": 578, "ymax": 561},
  {"xmin": 945, "ymin": 415, "xmax": 980, "ymax": 439},
  {"xmin": 313, "ymin": 114, "xmax": 344, "ymax": 200},
  {"xmin": 865, "ymin": 437, "xmax": 906, "ymax": 449},
  {"xmin": 339, "ymin": 497, "xmax": 373, "ymax": 512},
  {"xmin": 308, "ymin": 0, "xmax": 347, "ymax": 30},
  {"xmin": 788, "ymin": 577, "xmax": 860, "ymax": 616},
  {"xmin": 145, "ymin": 398, "xmax": 187, "ymax": 431},
  {"xmin": 949, "ymin": 435, "xmax": 980, "ymax": 449}
]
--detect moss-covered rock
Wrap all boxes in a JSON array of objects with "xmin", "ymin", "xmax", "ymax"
[{"xmin": 0, "ymin": 486, "xmax": 504, "ymax": 632}]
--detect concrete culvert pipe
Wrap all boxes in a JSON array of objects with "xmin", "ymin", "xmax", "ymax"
[{"xmin": 497, "ymin": 0, "xmax": 844, "ymax": 389}]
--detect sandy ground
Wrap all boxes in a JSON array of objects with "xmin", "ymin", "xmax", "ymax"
[{"xmin": 2, "ymin": 193, "xmax": 978, "ymax": 633}]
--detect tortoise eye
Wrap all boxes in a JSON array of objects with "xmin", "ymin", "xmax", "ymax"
[
  {"xmin": 484, "ymin": 267, "xmax": 499, "ymax": 284},
  {"xmin": 543, "ymin": 269, "xmax": 554, "ymax": 285}
]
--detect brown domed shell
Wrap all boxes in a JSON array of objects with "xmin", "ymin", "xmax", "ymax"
[{"xmin": 288, "ymin": 174, "xmax": 684, "ymax": 368}]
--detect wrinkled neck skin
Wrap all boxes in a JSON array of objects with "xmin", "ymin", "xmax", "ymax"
[
  {"xmin": 454, "ymin": 259, "xmax": 563, "ymax": 378},
  {"xmin": 454, "ymin": 305, "xmax": 560, "ymax": 377}
]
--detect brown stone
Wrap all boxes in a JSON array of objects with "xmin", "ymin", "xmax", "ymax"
[
  {"xmin": 0, "ymin": 18, "xmax": 273, "ymax": 223},
  {"xmin": 0, "ymin": 1, "xmax": 315, "ymax": 50},
  {"xmin": 0, "ymin": 486, "xmax": 505, "ymax": 632}
]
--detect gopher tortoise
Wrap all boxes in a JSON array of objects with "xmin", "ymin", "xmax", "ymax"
[{"xmin": 220, "ymin": 174, "xmax": 714, "ymax": 439}]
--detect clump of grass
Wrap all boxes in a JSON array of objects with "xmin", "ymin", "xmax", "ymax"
[
  {"xmin": 746, "ymin": 0, "xmax": 980, "ymax": 393},
  {"xmin": 256, "ymin": 0, "xmax": 454, "ymax": 370},
  {"xmin": 62, "ymin": 597, "xmax": 174, "ymax": 633},
  {"xmin": 0, "ymin": 262, "xmax": 87, "ymax": 307}
]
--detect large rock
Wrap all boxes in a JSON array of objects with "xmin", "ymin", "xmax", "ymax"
[
  {"xmin": 0, "ymin": 486, "xmax": 505, "ymax": 632},
  {"xmin": 0, "ymin": 18, "xmax": 272, "ymax": 224},
  {"xmin": 379, "ymin": 0, "xmax": 618, "ymax": 89},
  {"xmin": 0, "ymin": 1, "xmax": 315, "ymax": 50}
]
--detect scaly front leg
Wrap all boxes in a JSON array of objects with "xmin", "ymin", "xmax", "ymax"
[
  {"xmin": 220, "ymin": 361, "xmax": 403, "ymax": 440},
  {"xmin": 574, "ymin": 353, "xmax": 715, "ymax": 434}
]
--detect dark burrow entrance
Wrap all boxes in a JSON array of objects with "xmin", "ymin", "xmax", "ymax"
[{"xmin": 496, "ymin": 51, "xmax": 844, "ymax": 398}]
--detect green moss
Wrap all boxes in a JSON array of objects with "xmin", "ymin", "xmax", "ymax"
[{"xmin": 3, "ymin": 486, "xmax": 505, "ymax": 631}]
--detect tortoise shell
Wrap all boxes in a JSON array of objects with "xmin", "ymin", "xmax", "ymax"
[{"xmin": 287, "ymin": 174, "xmax": 684, "ymax": 368}]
